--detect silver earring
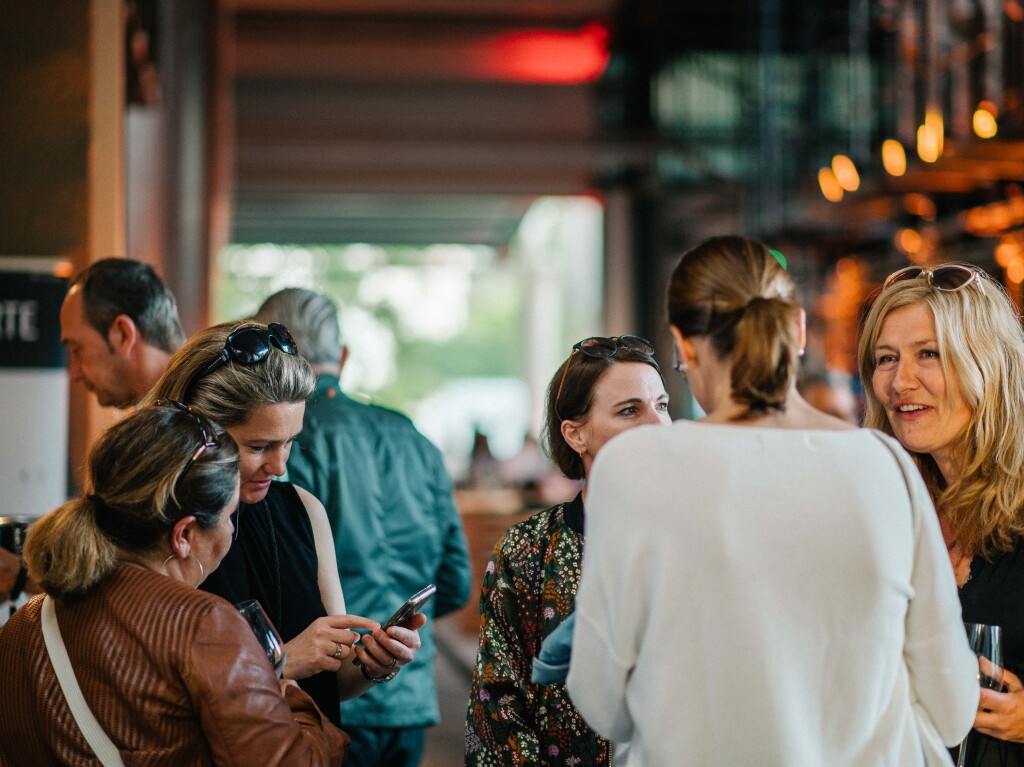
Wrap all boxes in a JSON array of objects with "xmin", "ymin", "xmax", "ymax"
[
  {"xmin": 673, "ymin": 351, "xmax": 688, "ymax": 373},
  {"xmin": 672, "ymin": 346, "xmax": 687, "ymax": 372},
  {"xmin": 189, "ymin": 554, "xmax": 205, "ymax": 588},
  {"xmin": 162, "ymin": 553, "xmax": 206, "ymax": 589}
]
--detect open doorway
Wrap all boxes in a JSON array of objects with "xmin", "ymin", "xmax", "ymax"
[{"xmin": 213, "ymin": 195, "xmax": 603, "ymax": 485}]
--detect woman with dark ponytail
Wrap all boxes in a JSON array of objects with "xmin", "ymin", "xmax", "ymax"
[
  {"xmin": 0, "ymin": 404, "xmax": 347, "ymax": 765},
  {"xmin": 564, "ymin": 236, "xmax": 979, "ymax": 766}
]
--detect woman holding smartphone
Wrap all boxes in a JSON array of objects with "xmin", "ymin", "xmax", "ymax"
[
  {"xmin": 567, "ymin": 236, "xmax": 978, "ymax": 766},
  {"xmin": 148, "ymin": 321, "xmax": 424, "ymax": 728},
  {"xmin": 466, "ymin": 335, "xmax": 671, "ymax": 766}
]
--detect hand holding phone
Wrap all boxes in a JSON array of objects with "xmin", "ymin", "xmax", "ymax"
[
  {"xmin": 381, "ymin": 585, "xmax": 436, "ymax": 630},
  {"xmin": 353, "ymin": 585, "xmax": 434, "ymax": 671}
]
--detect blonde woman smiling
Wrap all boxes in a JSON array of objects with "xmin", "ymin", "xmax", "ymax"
[{"xmin": 859, "ymin": 264, "xmax": 1024, "ymax": 766}]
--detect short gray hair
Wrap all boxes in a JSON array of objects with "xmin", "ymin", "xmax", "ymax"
[{"xmin": 254, "ymin": 288, "xmax": 342, "ymax": 367}]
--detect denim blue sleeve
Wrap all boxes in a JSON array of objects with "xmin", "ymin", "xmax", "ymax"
[{"xmin": 531, "ymin": 612, "xmax": 575, "ymax": 684}]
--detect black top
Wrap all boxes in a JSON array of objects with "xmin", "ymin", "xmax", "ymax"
[
  {"xmin": 200, "ymin": 482, "xmax": 340, "ymax": 726},
  {"xmin": 958, "ymin": 542, "xmax": 1024, "ymax": 766},
  {"xmin": 563, "ymin": 492, "xmax": 585, "ymax": 536}
]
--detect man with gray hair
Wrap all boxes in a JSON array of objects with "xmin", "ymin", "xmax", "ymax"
[
  {"xmin": 59, "ymin": 258, "xmax": 185, "ymax": 408},
  {"xmin": 256, "ymin": 287, "xmax": 471, "ymax": 767}
]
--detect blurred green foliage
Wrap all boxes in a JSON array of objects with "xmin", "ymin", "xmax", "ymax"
[{"xmin": 212, "ymin": 243, "xmax": 523, "ymax": 413}]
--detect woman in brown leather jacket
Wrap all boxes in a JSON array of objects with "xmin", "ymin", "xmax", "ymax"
[{"xmin": 0, "ymin": 403, "xmax": 348, "ymax": 766}]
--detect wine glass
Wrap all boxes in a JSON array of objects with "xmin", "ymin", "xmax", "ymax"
[
  {"xmin": 236, "ymin": 599, "xmax": 286, "ymax": 678},
  {"xmin": 956, "ymin": 623, "xmax": 1003, "ymax": 767}
]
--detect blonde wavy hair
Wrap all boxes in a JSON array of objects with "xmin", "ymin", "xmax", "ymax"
[
  {"xmin": 666, "ymin": 235, "xmax": 800, "ymax": 419},
  {"xmin": 857, "ymin": 268, "xmax": 1024, "ymax": 558},
  {"xmin": 146, "ymin": 321, "xmax": 316, "ymax": 426}
]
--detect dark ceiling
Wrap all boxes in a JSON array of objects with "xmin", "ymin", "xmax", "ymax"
[
  {"xmin": 227, "ymin": 0, "xmax": 859, "ymax": 246},
  {"xmin": 229, "ymin": 0, "xmax": 620, "ymax": 245}
]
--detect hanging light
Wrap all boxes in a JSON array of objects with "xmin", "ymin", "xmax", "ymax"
[
  {"xmin": 973, "ymin": 101, "xmax": 998, "ymax": 139},
  {"xmin": 928, "ymin": 111, "xmax": 944, "ymax": 157},
  {"xmin": 917, "ymin": 110, "xmax": 944, "ymax": 163},
  {"xmin": 996, "ymin": 238, "xmax": 1018, "ymax": 268},
  {"xmin": 882, "ymin": 139, "xmax": 907, "ymax": 176},
  {"xmin": 895, "ymin": 228, "xmax": 922, "ymax": 255},
  {"xmin": 902, "ymin": 193, "xmax": 937, "ymax": 221},
  {"xmin": 1008, "ymin": 258, "xmax": 1024, "ymax": 285},
  {"xmin": 818, "ymin": 167, "xmax": 844, "ymax": 202},
  {"xmin": 831, "ymin": 155, "xmax": 861, "ymax": 192},
  {"xmin": 917, "ymin": 125, "xmax": 940, "ymax": 162}
]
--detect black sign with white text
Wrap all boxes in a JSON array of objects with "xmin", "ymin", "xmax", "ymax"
[{"xmin": 0, "ymin": 272, "xmax": 66, "ymax": 368}]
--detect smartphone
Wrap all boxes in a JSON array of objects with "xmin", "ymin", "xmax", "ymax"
[{"xmin": 381, "ymin": 584, "xmax": 436, "ymax": 630}]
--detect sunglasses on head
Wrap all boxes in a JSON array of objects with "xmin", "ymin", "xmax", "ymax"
[
  {"xmin": 554, "ymin": 335, "xmax": 656, "ymax": 421},
  {"xmin": 157, "ymin": 398, "xmax": 243, "ymax": 540},
  {"xmin": 156, "ymin": 399, "xmax": 219, "ymax": 475},
  {"xmin": 187, "ymin": 322, "xmax": 298, "ymax": 394},
  {"xmin": 883, "ymin": 265, "xmax": 985, "ymax": 294}
]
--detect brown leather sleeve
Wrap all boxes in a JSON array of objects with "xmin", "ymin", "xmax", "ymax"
[
  {"xmin": 282, "ymin": 682, "xmax": 350, "ymax": 752},
  {"xmin": 185, "ymin": 601, "xmax": 348, "ymax": 766}
]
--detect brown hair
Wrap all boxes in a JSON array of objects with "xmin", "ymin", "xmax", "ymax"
[
  {"xmin": 23, "ymin": 406, "xmax": 239, "ymax": 599},
  {"xmin": 146, "ymin": 321, "xmax": 316, "ymax": 426},
  {"xmin": 70, "ymin": 257, "xmax": 185, "ymax": 353},
  {"xmin": 543, "ymin": 344, "xmax": 664, "ymax": 480},
  {"xmin": 667, "ymin": 235, "xmax": 799, "ymax": 419}
]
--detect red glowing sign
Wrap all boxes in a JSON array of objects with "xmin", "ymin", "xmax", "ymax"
[{"xmin": 478, "ymin": 23, "xmax": 610, "ymax": 85}]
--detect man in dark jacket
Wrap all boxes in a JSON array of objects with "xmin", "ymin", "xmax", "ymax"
[{"xmin": 256, "ymin": 288, "xmax": 471, "ymax": 767}]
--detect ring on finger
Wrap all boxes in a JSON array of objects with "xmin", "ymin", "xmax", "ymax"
[
  {"xmin": 333, "ymin": 643, "xmax": 344, "ymax": 660},
  {"xmin": 386, "ymin": 657, "xmax": 398, "ymax": 668}
]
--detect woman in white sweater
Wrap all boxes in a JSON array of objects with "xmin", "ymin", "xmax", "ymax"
[{"xmin": 565, "ymin": 235, "xmax": 979, "ymax": 766}]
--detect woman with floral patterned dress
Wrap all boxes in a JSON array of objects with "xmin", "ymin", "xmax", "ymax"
[{"xmin": 465, "ymin": 336, "xmax": 671, "ymax": 766}]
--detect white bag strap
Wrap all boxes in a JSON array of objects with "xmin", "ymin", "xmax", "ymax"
[{"xmin": 41, "ymin": 595, "xmax": 126, "ymax": 767}]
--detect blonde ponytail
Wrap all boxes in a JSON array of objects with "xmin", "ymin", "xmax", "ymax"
[
  {"xmin": 22, "ymin": 405, "xmax": 239, "ymax": 600},
  {"xmin": 23, "ymin": 498, "xmax": 118, "ymax": 599},
  {"xmin": 730, "ymin": 296, "xmax": 801, "ymax": 416}
]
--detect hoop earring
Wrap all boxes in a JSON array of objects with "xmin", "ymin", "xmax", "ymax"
[
  {"xmin": 161, "ymin": 554, "xmax": 206, "ymax": 589},
  {"xmin": 189, "ymin": 555, "xmax": 205, "ymax": 588}
]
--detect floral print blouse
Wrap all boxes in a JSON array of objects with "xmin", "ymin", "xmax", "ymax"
[{"xmin": 465, "ymin": 493, "xmax": 612, "ymax": 766}]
